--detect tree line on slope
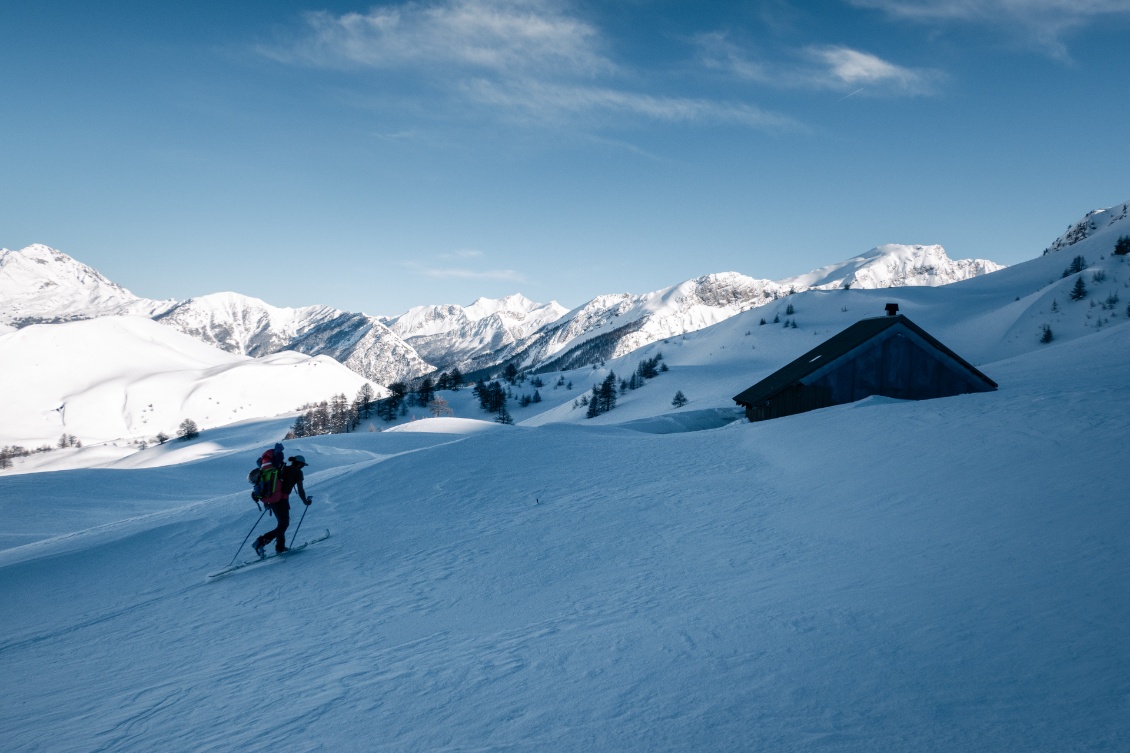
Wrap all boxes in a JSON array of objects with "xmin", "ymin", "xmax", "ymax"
[{"xmin": 1040, "ymin": 248, "xmax": 1128, "ymax": 343}]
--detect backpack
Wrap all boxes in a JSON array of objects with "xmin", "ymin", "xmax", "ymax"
[{"xmin": 248, "ymin": 443, "xmax": 285, "ymax": 506}]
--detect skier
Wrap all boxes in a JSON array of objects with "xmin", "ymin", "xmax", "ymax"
[{"xmin": 253, "ymin": 455, "xmax": 312, "ymax": 556}]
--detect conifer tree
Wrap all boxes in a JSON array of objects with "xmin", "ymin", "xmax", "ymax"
[
  {"xmin": 1063, "ymin": 255, "xmax": 1087, "ymax": 277},
  {"xmin": 376, "ymin": 393, "xmax": 401, "ymax": 422},
  {"xmin": 416, "ymin": 377, "xmax": 435, "ymax": 407},
  {"xmin": 1069, "ymin": 276, "xmax": 1088, "ymax": 301},
  {"xmin": 586, "ymin": 389, "xmax": 600, "ymax": 418},
  {"xmin": 473, "ymin": 379, "xmax": 489, "ymax": 410},
  {"xmin": 477, "ymin": 381, "xmax": 506, "ymax": 415},
  {"xmin": 586, "ymin": 373, "xmax": 618, "ymax": 417},
  {"xmin": 601, "ymin": 372, "xmax": 618, "ymax": 413},
  {"xmin": 671, "ymin": 390, "xmax": 688, "ymax": 408}
]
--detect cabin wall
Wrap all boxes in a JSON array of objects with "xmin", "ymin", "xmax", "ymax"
[
  {"xmin": 746, "ymin": 329, "xmax": 993, "ymax": 422},
  {"xmin": 744, "ymin": 383, "xmax": 833, "ymax": 422}
]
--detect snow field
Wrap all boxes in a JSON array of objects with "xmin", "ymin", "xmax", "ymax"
[{"xmin": 1, "ymin": 320, "xmax": 1128, "ymax": 751}]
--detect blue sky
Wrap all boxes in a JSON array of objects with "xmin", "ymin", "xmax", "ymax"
[{"xmin": 3, "ymin": 0, "xmax": 1129, "ymax": 315}]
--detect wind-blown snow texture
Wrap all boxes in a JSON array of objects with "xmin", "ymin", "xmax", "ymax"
[{"xmin": 1, "ymin": 201, "xmax": 1128, "ymax": 752}]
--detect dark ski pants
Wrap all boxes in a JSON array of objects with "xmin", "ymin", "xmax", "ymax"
[{"xmin": 257, "ymin": 501, "xmax": 291, "ymax": 552}]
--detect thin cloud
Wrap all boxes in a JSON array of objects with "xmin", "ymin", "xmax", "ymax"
[
  {"xmin": 438, "ymin": 249, "xmax": 485, "ymax": 261},
  {"xmin": 462, "ymin": 77, "xmax": 803, "ymax": 130},
  {"xmin": 260, "ymin": 0, "xmax": 800, "ymax": 132},
  {"xmin": 697, "ymin": 33, "xmax": 940, "ymax": 96},
  {"xmin": 808, "ymin": 45, "xmax": 938, "ymax": 94},
  {"xmin": 260, "ymin": 0, "xmax": 612, "ymax": 77},
  {"xmin": 403, "ymin": 259, "xmax": 526, "ymax": 282},
  {"xmin": 847, "ymin": 0, "xmax": 1130, "ymax": 59}
]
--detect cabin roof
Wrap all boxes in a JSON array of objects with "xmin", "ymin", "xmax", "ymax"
[{"xmin": 733, "ymin": 314, "xmax": 997, "ymax": 408}]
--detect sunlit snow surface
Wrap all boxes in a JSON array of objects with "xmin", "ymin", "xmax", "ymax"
[{"xmin": 2, "ymin": 228, "xmax": 1129, "ymax": 750}]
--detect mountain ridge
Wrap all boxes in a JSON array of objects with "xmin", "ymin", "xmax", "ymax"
[
  {"xmin": 3, "ymin": 198, "xmax": 1129, "ymax": 452},
  {"xmin": 2, "ymin": 239, "xmax": 1008, "ymax": 383}
]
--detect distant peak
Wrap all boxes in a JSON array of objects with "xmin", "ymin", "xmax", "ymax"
[
  {"xmin": 469, "ymin": 292, "xmax": 532, "ymax": 307},
  {"xmin": 464, "ymin": 293, "xmax": 548, "ymax": 319},
  {"xmin": 1044, "ymin": 200, "xmax": 1130, "ymax": 255}
]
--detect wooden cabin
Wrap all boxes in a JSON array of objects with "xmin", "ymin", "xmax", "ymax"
[{"xmin": 733, "ymin": 305, "xmax": 997, "ymax": 422}]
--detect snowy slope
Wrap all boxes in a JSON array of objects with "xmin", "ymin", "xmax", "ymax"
[
  {"xmin": 1042, "ymin": 199, "xmax": 1130, "ymax": 254},
  {"xmin": 0, "ymin": 316, "xmax": 1126, "ymax": 751},
  {"xmin": 0, "ymin": 316, "xmax": 381, "ymax": 448}
]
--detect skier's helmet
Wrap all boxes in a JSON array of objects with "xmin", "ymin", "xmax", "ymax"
[{"xmin": 290, "ymin": 455, "xmax": 307, "ymax": 466}]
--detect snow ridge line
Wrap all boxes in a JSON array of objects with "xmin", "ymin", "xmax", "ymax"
[
  {"xmin": 0, "ymin": 497, "xmax": 222, "ymax": 570},
  {"xmin": 0, "ymin": 589, "xmax": 173, "ymax": 656},
  {"xmin": 0, "ymin": 435, "xmax": 475, "ymax": 570}
]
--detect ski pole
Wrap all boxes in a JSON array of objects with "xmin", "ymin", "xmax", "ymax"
[
  {"xmin": 229, "ymin": 508, "xmax": 267, "ymax": 566},
  {"xmin": 289, "ymin": 497, "xmax": 313, "ymax": 544}
]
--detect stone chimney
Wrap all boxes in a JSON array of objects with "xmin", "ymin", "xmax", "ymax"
[{"xmin": 885, "ymin": 303, "xmax": 900, "ymax": 316}]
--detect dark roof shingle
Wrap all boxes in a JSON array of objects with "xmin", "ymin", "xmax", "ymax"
[{"xmin": 733, "ymin": 314, "xmax": 996, "ymax": 407}]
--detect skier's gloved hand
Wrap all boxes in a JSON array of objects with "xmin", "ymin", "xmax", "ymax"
[{"xmin": 304, "ymin": 496, "xmax": 313, "ymax": 506}]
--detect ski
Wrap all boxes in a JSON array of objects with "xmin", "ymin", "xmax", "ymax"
[{"xmin": 207, "ymin": 529, "xmax": 331, "ymax": 579}]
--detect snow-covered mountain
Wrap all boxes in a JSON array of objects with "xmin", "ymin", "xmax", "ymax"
[
  {"xmin": 5, "ymin": 199, "xmax": 1123, "ymax": 452},
  {"xmin": 0, "ymin": 243, "xmax": 174, "ymax": 326},
  {"xmin": 153, "ymin": 292, "xmax": 342, "ymax": 356},
  {"xmin": 154, "ymin": 293, "xmax": 431, "ymax": 386},
  {"xmin": 0, "ymin": 315, "xmax": 381, "ymax": 447},
  {"xmin": 779, "ymin": 243, "xmax": 1004, "ymax": 290},
  {"xmin": 1042, "ymin": 199, "xmax": 1130, "ymax": 255},
  {"xmin": 466, "ymin": 244, "xmax": 1004, "ymax": 376},
  {"xmin": 0, "ymin": 241, "xmax": 1003, "ymax": 385},
  {"xmin": 0, "ymin": 247, "xmax": 433, "ymax": 386},
  {"xmin": 382, "ymin": 293, "xmax": 569, "ymax": 371}
]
